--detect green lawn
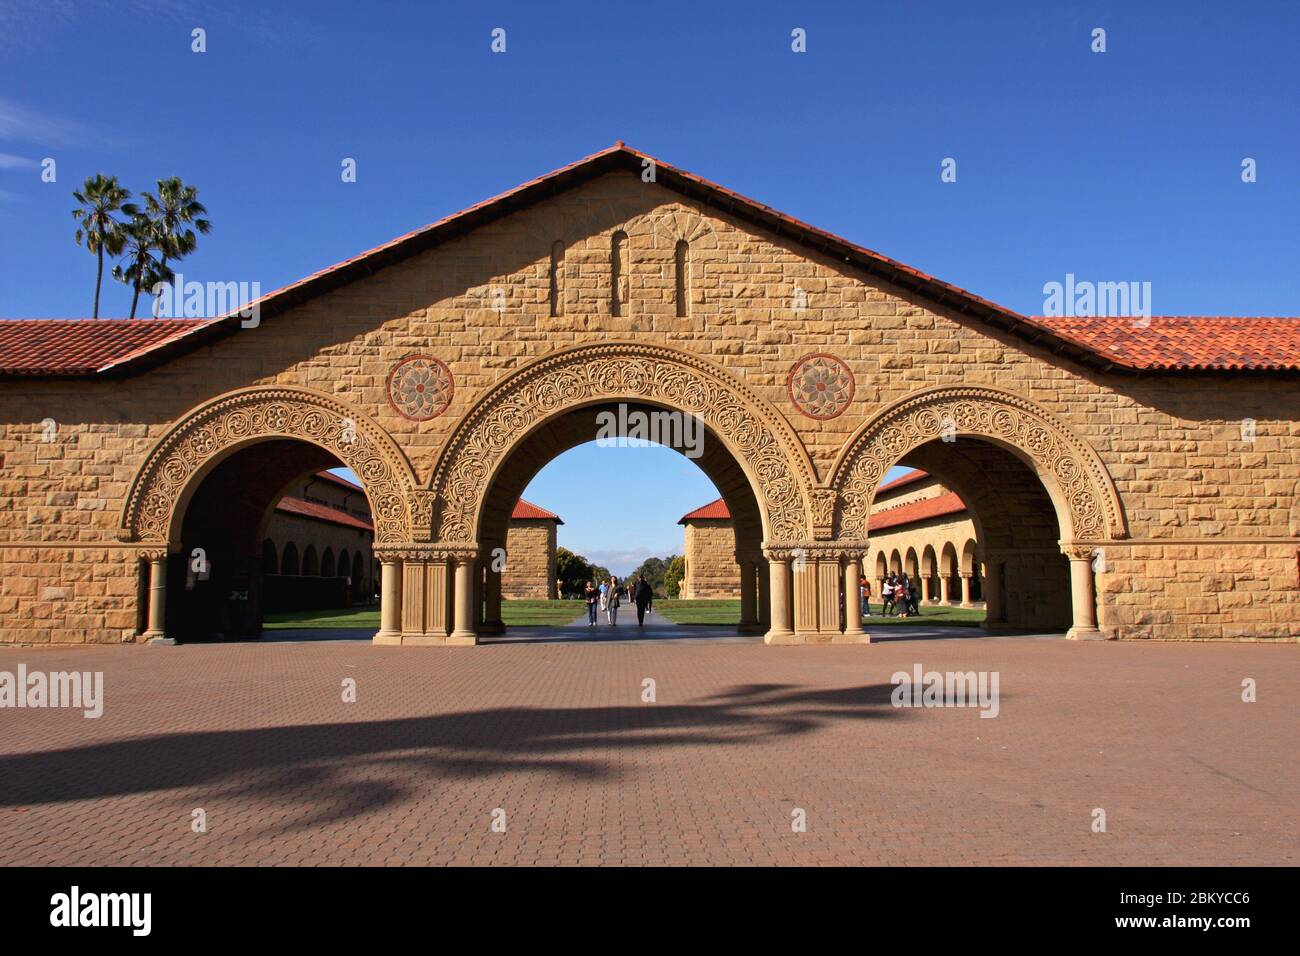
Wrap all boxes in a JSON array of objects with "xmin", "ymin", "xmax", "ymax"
[
  {"xmin": 264, "ymin": 600, "xmax": 583, "ymax": 629},
  {"xmin": 262, "ymin": 599, "xmax": 988, "ymax": 631},
  {"xmin": 501, "ymin": 599, "xmax": 587, "ymax": 626},
  {"xmin": 654, "ymin": 599, "xmax": 741, "ymax": 625},
  {"xmin": 264, "ymin": 606, "xmax": 379, "ymax": 629},
  {"xmin": 864, "ymin": 603, "xmax": 986, "ymax": 626}
]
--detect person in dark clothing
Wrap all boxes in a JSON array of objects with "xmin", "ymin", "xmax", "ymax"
[
  {"xmin": 583, "ymin": 580, "xmax": 599, "ymax": 627},
  {"xmin": 634, "ymin": 575, "xmax": 653, "ymax": 625},
  {"xmin": 606, "ymin": 575, "xmax": 621, "ymax": 625}
]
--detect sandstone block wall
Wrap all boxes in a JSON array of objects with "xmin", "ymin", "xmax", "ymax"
[
  {"xmin": 502, "ymin": 521, "xmax": 557, "ymax": 599},
  {"xmin": 1, "ymin": 167, "xmax": 1297, "ymax": 641},
  {"xmin": 682, "ymin": 520, "xmax": 740, "ymax": 598}
]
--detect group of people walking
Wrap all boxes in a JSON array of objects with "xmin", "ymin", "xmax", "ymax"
[
  {"xmin": 859, "ymin": 571, "xmax": 921, "ymax": 618},
  {"xmin": 584, "ymin": 575, "xmax": 654, "ymax": 627}
]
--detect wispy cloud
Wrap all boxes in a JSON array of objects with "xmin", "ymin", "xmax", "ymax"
[
  {"xmin": 0, "ymin": 152, "xmax": 37, "ymax": 169},
  {"xmin": 0, "ymin": 96, "xmax": 98, "ymax": 148},
  {"xmin": 583, "ymin": 549, "xmax": 679, "ymax": 574},
  {"xmin": 0, "ymin": 0, "xmax": 326, "ymax": 54}
]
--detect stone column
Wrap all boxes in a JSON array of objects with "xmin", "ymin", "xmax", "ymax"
[
  {"xmin": 449, "ymin": 550, "xmax": 478, "ymax": 645},
  {"xmin": 1064, "ymin": 545, "xmax": 1104, "ymax": 640},
  {"xmin": 984, "ymin": 559, "xmax": 1004, "ymax": 624},
  {"xmin": 482, "ymin": 559, "xmax": 504, "ymax": 635},
  {"xmin": 840, "ymin": 550, "xmax": 869, "ymax": 644},
  {"xmin": 374, "ymin": 555, "xmax": 403, "ymax": 644},
  {"xmin": 959, "ymin": 572, "xmax": 974, "ymax": 608},
  {"xmin": 142, "ymin": 550, "xmax": 171, "ymax": 644},
  {"xmin": 737, "ymin": 553, "xmax": 761, "ymax": 633},
  {"xmin": 939, "ymin": 575, "xmax": 952, "ymax": 604},
  {"xmin": 763, "ymin": 548, "xmax": 794, "ymax": 644},
  {"xmin": 757, "ymin": 557, "xmax": 771, "ymax": 630}
]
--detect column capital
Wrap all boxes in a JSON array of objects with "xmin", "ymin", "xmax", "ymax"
[
  {"xmin": 1060, "ymin": 543, "xmax": 1100, "ymax": 562},
  {"xmin": 374, "ymin": 542, "xmax": 477, "ymax": 562},
  {"xmin": 138, "ymin": 547, "xmax": 170, "ymax": 562},
  {"xmin": 762, "ymin": 540, "xmax": 869, "ymax": 561}
]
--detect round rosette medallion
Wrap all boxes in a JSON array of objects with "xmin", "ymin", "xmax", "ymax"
[
  {"xmin": 387, "ymin": 355, "xmax": 454, "ymax": 421},
  {"xmin": 787, "ymin": 353, "xmax": 855, "ymax": 420}
]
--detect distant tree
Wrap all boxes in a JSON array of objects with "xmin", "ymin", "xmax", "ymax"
[
  {"xmin": 554, "ymin": 547, "xmax": 591, "ymax": 598},
  {"xmin": 71, "ymin": 174, "xmax": 133, "ymax": 318},
  {"xmin": 664, "ymin": 555, "xmax": 685, "ymax": 598},
  {"xmin": 143, "ymin": 176, "xmax": 210, "ymax": 275},
  {"xmin": 628, "ymin": 555, "xmax": 677, "ymax": 596},
  {"xmin": 113, "ymin": 213, "xmax": 172, "ymax": 319}
]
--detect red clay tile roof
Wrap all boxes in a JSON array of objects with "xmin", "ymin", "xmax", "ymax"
[
  {"xmin": 680, "ymin": 488, "xmax": 968, "ymax": 529},
  {"xmin": 0, "ymin": 319, "xmax": 210, "ymax": 376},
  {"xmin": 868, "ymin": 491, "xmax": 967, "ymax": 532},
  {"xmin": 1032, "ymin": 317, "xmax": 1300, "ymax": 371},
  {"xmin": 275, "ymin": 495, "xmax": 374, "ymax": 532},
  {"xmin": 679, "ymin": 498, "xmax": 731, "ymax": 523},
  {"xmin": 876, "ymin": 469, "xmax": 931, "ymax": 495},
  {"xmin": 315, "ymin": 470, "xmax": 365, "ymax": 494},
  {"xmin": 2, "ymin": 147, "xmax": 1296, "ymax": 377},
  {"xmin": 512, "ymin": 498, "xmax": 563, "ymax": 522}
]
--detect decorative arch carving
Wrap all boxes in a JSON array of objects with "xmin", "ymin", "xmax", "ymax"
[
  {"xmin": 426, "ymin": 342, "xmax": 816, "ymax": 542},
  {"xmin": 120, "ymin": 386, "xmax": 417, "ymax": 545},
  {"xmin": 830, "ymin": 385, "xmax": 1127, "ymax": 543}
]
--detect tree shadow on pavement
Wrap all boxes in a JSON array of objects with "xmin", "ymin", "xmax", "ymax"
[{"xmin": 0, "ymin": 682, "xmax": 904, "ymax": 833}]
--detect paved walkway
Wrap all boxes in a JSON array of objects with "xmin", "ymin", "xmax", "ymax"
[
  {"xmin": 0, "ymin": 637, "xmax": 1294, "ymax": 866},
  {"xmin": 484, "ymin": 609, "xmax": 758, "ymax": 644}
]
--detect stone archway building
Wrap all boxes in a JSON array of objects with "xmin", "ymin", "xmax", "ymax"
[{"xmin": 1, "ymin": 144, "xmax": 1298, "ymax": 644}]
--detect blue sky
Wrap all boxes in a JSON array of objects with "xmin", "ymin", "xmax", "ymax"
[{"xmin": 1, "ymin": 0, "xmax": 1296, "ymax": 572}]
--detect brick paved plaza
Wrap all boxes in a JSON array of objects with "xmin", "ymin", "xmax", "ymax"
[{"xmin": 1, "ymin": 632, "xmax": 1294, "ymax": 866}]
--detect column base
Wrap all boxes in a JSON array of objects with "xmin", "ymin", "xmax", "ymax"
[
  {"xmin": 793, "ymin": 630, "xmax": 834, "ymax": 645},
  {"xmin": 402, "ymin": 633, "xmax": 451, "ymax": 646},
  {"xmin": 372, "ymin": 629, "xmax": 403, "ymax": 645},
  {"xmin": 447, "ymin": 630, "xmax": 478, "ymax": 646},
  {"xmin": 835, "ymin": 629, "xmax": 872, "ymax": 644},
  {"xmin": 1066, "ymin": 626, "xmax": 1107, "ymax": 641},
  {"xmin": 144, "ymin": 632, "xmax": 174, "ymax": 645},
  {"xmin": 763, "ymin": 628, "xmax": 798, "ymax": 645}
]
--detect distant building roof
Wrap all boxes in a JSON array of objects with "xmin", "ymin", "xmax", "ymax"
[
  {"xmin": 876, "ymin": 469, "xmax": 931, "ymax": 495},
  {"xmin": 679, "ymin": 498, "xmax": 731, "ymax": 523},
  {"xmin": 275, "ymin": 495, "xmax": 374, "ymax": 532},
  {"xmin": 678, "ymin": 485, "xmax": 967, "ymax": 531},
  {"xmin": 868, "ymin": 491, "xmax": 967, "ymax": 532},
  {"xmin": 316, "ymin": 470, "xmax": 365, "ymax": 494},
  {"xmin": 512, "ymin": 498, "xmax": 563, "ymax": 523}
]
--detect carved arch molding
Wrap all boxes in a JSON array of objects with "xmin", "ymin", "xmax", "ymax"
[
  {"xmin": 831, "ymin": 386, "xmax": 1128, "ymax": 543},
  {"xmin": 428, "ymin": 343, "xmax": 815, "ymax": 542},
  {"xmin": 121, "ymin": 387, "xmax": 416, "ymax": 545}
]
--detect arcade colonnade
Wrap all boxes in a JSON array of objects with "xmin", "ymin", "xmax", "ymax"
[{"xmin": 122, "ymin": 346, "xmax": 1127, "ymax": 645}]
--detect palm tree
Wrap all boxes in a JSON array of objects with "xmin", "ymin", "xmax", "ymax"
[
  {"xmin": 143, "ymin": 176, "xmax": 210, "ymax": 274},
  {"xmin": 71, "ymin": 174, "xmax": 134, "ymax": 318},
  {"xmin": 112, "ymin": 213, "xmax": 173, "ymax": 319}
]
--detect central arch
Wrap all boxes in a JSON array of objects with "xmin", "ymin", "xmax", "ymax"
[{"xmin": 426, "ymin": 342, "xmax": 816, "ymax": 544}]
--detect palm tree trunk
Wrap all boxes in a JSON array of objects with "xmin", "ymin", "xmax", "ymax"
[
  {"xmin": 93, "ymin": 242, "xmax": 103, "ymax": 319},
  {"xmin": 129, "ymin": 270, "xmax": 142, "ymax": 320}
]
